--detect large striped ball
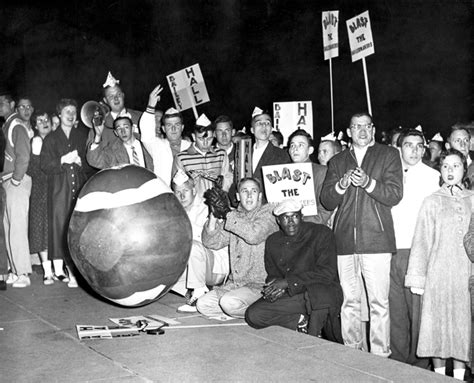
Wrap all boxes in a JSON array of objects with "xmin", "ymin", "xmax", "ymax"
[{"xmin": 68, "ymin": 165, "xmax": 192, "ymax": 307}]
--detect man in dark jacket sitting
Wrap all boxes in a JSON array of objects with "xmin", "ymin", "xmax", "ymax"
[{"xmin": 245, "ymin": 199, "xmax": 343, "ymax": 342}]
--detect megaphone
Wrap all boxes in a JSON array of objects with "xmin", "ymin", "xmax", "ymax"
[{"xmin": 80, "ymin": 101, "xmax": 110, "ymax": 129}]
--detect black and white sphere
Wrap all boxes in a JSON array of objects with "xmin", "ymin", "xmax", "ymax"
[{"xmin": 68, "ymin": 165, "xmax": 192, "ymax": 307}]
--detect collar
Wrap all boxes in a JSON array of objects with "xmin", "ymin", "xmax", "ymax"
[{"xmin": 443, "ymin": 183, "xmax": 464, "ymax": 196}]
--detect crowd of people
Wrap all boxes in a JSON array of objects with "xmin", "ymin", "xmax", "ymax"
[{"xmin": 1, "ymin": 71, "xmax": 473, "ymax": 380}]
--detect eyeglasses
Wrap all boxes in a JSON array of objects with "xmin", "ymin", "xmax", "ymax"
[
  {"xmin": 164, "ymin": 123, "xmax": 183, "ymax": 130},
  {"xmin": 18, "ymin": 105, "xmax": 33, "ymax": 110},
  {"xmin": 36, "ymin": 118, "xmax": 49, "ymax": 125},
  {"xmin": 350, "ymin": 123, "xmax": 373, "ymax": 130},
  {"xmin": 254, "ymin": 121, "xmax": 271, "ymax": 128}
]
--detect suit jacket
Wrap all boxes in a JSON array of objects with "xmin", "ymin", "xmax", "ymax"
[
  {"xmin": 253, "ymin": 142, "xmax": 291, "ymax": 202},
  {"xmin": 86, "ymin": 138, "xmax": 154, "ymax": 171}
]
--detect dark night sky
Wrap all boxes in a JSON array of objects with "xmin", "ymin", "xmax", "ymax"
[{"xmin": 0, "ymin": 0, "xmax": 472, "ymax": 141}]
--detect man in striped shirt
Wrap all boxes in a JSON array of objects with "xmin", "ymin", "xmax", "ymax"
[{"xmin": 172, "ymin": 113, "xmax": 232, "ymax": 198}]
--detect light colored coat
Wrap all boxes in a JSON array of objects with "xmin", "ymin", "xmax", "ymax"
[
  {"xmin": 202, "ymin": 202, "xmax": 279, "ymax": 292},
  {"xmin": 405, "ymin": 185, "xmax": 473, "ymax": 361}
]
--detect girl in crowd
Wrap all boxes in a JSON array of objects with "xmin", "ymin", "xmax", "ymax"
[
  {"xmin": 40, "ymin": 99, "xmax": 91, "ymax": 288},
  {"xmin": 406, "ymin": 148, "xmax": 472, "ymax": 380},
  {"xmin": 27, "ymin": 111, "xmax": 53, "ymax": 284}
]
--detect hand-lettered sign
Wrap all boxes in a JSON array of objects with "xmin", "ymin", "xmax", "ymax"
[
  {"xmin": 322, "ymin": 11, "xmax": 339, "ymax": 60},
  {"xmin": 262, "ymin": 162, "xmax": 317, "ymax": 216},
  {"xmin": 166, "ymin": 64, "xmax": 210, "ymax": 112},
  {"xmin": 346, "ymin": 10, "xmax": 375, "ymax": 62},
  {"xmin": 273, "ymin": 101, "xmax": 313, "ymax": 146}
]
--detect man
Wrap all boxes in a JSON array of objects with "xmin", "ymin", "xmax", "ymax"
[
  {"xmin": 140, "ymin": 85, "xmax": 191, "ymax": 185},
  {"xmin": 197, "ymin": 177, "xmax": 279, "ymax": 318},
  {"xmin": 288, "ymin": 129, "xmax": 331, "ymax": 225},
  {"xmin": 0, "ymin": 92, "xmax": 34, "ymax": 288},
  {"xmin": 446, "ymin": 123, "xmax": 474, "ymax": 188},
  {"xmin": 213, "ymin": 115, "xmax": 236, "ymax": 172},
  {"xmin": 90, "ymin": 72, "xmax": 143, "ymax": 148},
  {"xmin": 389, "ymin": 128, "xmax": 439, "ymax": 367},
  {"xmin": 87, "ymin": 116, "xmax": 153, "ymax": 170},
  {"xmin": 171, "ymin": 170, "xmax": 229, "ymax": 312},
  {"xmin": 250, "ymin": 107, "xmax": 291, "ymax": 201},
  {"xmin": 318, "ymin": 139, "xmax": 342, "ymax": 167},
  {"xmin": 172, "ymin": 114, "xmax": 232, "ymax": 198},
  {"xmin": 16, "ymin": 97, "xmax": 34, "ymax": 129},
  {"xmin": 321, "ymin": 112, "xmax": 403, "ymax": 357},
  {"xmin": 245, "ymin": 200, "xmax": 343, "ymax": 341}
]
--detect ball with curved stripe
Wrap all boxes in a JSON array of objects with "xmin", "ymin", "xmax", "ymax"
[{"xmin": 68, "ymin": 165, "xmax": 192, "ymax": 307}]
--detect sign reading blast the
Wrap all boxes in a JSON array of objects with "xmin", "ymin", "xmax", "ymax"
[
  {"xmin": 273, "ymin": 101, "xmax": 313, "ymax": 146},
  {"xmin": 322, "ymin": 10, "xmax": 339, "ymax": 60},
  {"xmin": 262, "ymin": 163, "xmax": 317, "ymax": 216},
  {"xmin": 346, "ymin": 10, "xmax": 375, "ymax": 62},
  {"xmin": 166, "ymin": 63, "xmax": 210, "ymax": 112}
]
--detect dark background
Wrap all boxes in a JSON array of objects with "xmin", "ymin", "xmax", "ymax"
[{"xmin": 0, "ymin": 0, "xmax": 472, "ymax": 140}]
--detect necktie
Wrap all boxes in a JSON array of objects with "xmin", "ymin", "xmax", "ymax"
[{"xmin": 131, "ymin": 146, "xmax": 140, "ymax": 166}]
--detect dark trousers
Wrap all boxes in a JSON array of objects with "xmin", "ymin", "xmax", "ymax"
[
  {"xmin": 245, "ymin": 293, "xmax": 343, "ymax": 343},
  {"xmin": 389, "ymin": 249, "xmax": 429, "ymax": 368},
  {"xmin": 246, "ymin": 293, "xmax": 306, "ymax": 331},
  {"xmin": 0, "ymin": 186, "xmax": 8, "ymax": 274}
]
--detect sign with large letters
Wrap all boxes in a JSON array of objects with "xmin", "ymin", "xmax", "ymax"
[
  {"xmin": 262, "ymin": 163, "xmax": 317, "ymax": 216},
  {"xmin": 346, "ymin": 11, "xmax": 375, "ymax": 62},
  {"xmin": 322, "ymin": 10, "xmax": 339, "ymax": 60},
  {"xmin": 166, "ymin": 63, "xmax": 210, "ymax": 112},
  {"xmin": 273, "ymin": 101, "xmax": 313, "ymax": 146}
]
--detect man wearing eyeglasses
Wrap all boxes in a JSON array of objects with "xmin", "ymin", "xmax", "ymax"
[
  {"xmin": 321, "ymin": 112, "xmax": 403, "ymax": 357},
  {"xmin": 0, "ymin": 91, "xmax": 34, "ymax": 288},
  {"xmin": 446, "ymin": 123, "xmax": 474, "ymax": 189},
  {"xmin": 16, "ymin": 98, "xmax": 34, "ymax": 129},
  {"xmin": 139, "ymin": 85, "xmax": 191, "ymax": 185},
  {"xmin": 250, "ymin": 107, "xmax": 290, "ymax": 202}
]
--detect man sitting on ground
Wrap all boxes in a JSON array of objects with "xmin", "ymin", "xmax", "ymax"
[
  {"xmin": 245, "ymin": 200, "xmax": 343, "ymax": 342},
  {"xmin": 171, "ymin": 170, "xmax": 229, "ymax": 313},
  {"xmin": 196, "ymin": 177, "xmax": 278, "ymax": 318}
]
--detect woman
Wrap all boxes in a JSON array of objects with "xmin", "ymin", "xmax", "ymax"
[
  {"xmin": 27, "ymin": 111, "xmax": 53, "ymax": 284},
  {"xmin": 406, "ymin": 149, "xmax": 472, "ymax": 380},
  {"xmin": 40, "ymin": 99, "xmax": 91, "ymax": 288}
]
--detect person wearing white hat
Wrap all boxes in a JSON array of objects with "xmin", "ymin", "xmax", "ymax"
[
  {"xmin": 88, "ymin": 72, "xmax": 143, "ymax": 150},
  {"xmin": 250, "ymin": 107, "xmax": 290, "ymax": 202},
  {"xmin": 172, "ymin": 113, "xmax": 232, "ymax": 198},
  {"xmin": 321, "ymin": 112, "xmax": 403, "ymax": 358},
  {"xmin": 170, "ymin": 170, "xmax": 229, "ymax": 313},
  {"xmin": 245, "ymin": 199, "xmax": 343, "ymax": 341},
  {"xmin": 318, "ymin": 132, "xmax": 342, "ymax": 167}
]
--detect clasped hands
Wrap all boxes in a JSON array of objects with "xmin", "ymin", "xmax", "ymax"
[
  {"xmin": 262, "ymin": 278, "xmax": 288, "ymax": 303},
  {"xmin": 339, "ymin": 167, "xmax": 370, "ymax": 189},
  {"xmin": 61, "ymin": 150, "xmax": 81, "ymax": 166}
]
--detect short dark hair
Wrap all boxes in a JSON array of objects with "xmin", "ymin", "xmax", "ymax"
[
  {"xmin": 350, "ymin": 112, "xmax": 373, "ymax": 126},
  {"xmin": 214, "ymin": 115, "xmax": 233, "ymax": 130},
  {"xmin": 288, "ymin": 129, "xmax": 313, "ymax": 148},
  {"xmin": 56, "ymin": 99, "xmax": 78, "ymax": 115},
  {"xmin": 270, "ymin": 131, "xmax": 284, "ymax": 146},
  {"xmin": 397, "ymin": 128, "xmax": 425, "ymax": 147},
  {"xmin": 113, "ymin": 116, "xmax": 133, "ymax": 129},
  {"xmin": 237, "ymin": 177, "xmax": 261, "ymax": 193}
]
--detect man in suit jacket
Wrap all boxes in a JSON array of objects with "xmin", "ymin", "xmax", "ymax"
[
  {"xmin": 87, "ymin": 116, "xmax": 153, "ymax": 171},
  {"xmin": 250, "ymin": 107, "xmax": 290, "ymax": 202}
]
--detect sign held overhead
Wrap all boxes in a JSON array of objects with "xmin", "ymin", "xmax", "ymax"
[{"xmin": 346, "ymin": 10, "xmax": 375, "ymax": 62}]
